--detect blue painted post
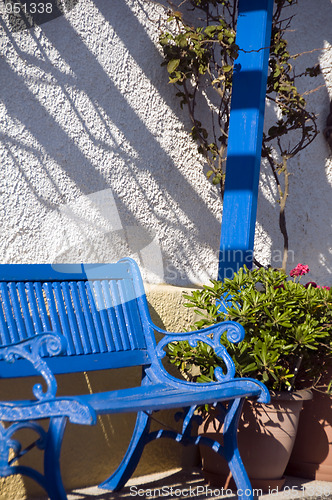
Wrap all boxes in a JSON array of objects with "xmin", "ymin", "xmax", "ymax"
[{"xmin": 218, "ymin": 0, "xmax": 274, "ymax": 281}]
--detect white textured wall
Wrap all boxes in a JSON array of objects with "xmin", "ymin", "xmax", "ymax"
[
  {"xmin": 255, "ymin": 0, "xmax": 332, "ymax": 286},
  {"xmin": 0, "ymin": 0, "xmax": 331, "ymax": 286}
]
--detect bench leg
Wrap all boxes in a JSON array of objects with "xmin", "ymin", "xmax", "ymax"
[
  {"xmin": 44, "ymin": 417, "xmax": 68, "ymax": 500},
  {"xmin": 98, "ymin": 410, "xmax": 150, "ymax": 491},
  {"xmin": 223, "ymin": 398, "xmax": 253, "ymax": 500},
  {"xmin": 0, "ymin": 419, "xmax": 68, "ymax": 500}
]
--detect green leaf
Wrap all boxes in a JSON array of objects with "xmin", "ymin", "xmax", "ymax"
[
  {"xmin": 205, "ymin": 25, "xmax": 217, "ymax": 37},
  {"xmin": 167, "ymin": 59, "xmax": 180, "ymax": 74}
]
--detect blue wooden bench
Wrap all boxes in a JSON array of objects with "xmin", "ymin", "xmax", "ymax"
[{"xmin": 0, "ymin": 258, "xmax": 270, "ymax": 500}]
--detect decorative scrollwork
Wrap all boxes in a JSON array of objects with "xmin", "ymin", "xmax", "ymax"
[
  {"xmin": 0, "ymin": 332, "xmax": 66, "ymax": 402},
  {"xmin": 0, "ymin": 399, "xmax": 96, "ymax": 425},
  {"xmin": 0, "ymin": 421, "xmax": 47, "ymax": 476},
  {"xmin": 155, "ymin": 321, "xmax": 245, "ymax": 383},
  {"xmin": 0, "ymin": 333, "xmax": 96, "ymax": 426},
  {"xmin": 224, "ymin": 321, "xmax": 245, "ymax": 344}
]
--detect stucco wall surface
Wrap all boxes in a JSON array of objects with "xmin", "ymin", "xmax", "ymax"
[
  {"xmin": 0, "ymin": 0, "xmax": 221, "ymax": 287},
  {"xmin": 254, "ymin": 0, "xmax": 332, "ymax": 285}
]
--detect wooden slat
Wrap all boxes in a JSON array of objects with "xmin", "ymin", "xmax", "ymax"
[
  {"xmin": 101, "ymin": 280, "xmax": 123, "ymax": 351},
  {"xmin": 0, "ymin": 283, "xmax": 19, "ymax": 344},
  {"xmin": 43, "ymin": 282, "xmax": 63, "ymax": 338},
  {"xmin": 8, "ymin": 283, "xmax": 27, "ymax": 341},
  {"xmin": 78, "ymin": 383, "xmax": 263, "ymax": 415},
  {"xmin": 61, "ymin": 282, "xmax": 84, "ymax": 355},
  {"xmin": 33, "ymin": 282, "xmax": 51, "ymax": 332},
  {"xmin": 34, "ymin": 282, "xmax": 53, "ymax": 357},
  {"xmin": 17, "ymin": 283, "xmax": 35, "ymax": 338},
  {"xmin": 0, "ymin": 296, "xmax": 11, "ymax": 345},
  {"xmin": 93, "ymin": 281, "xmax": 115, "ymax": 352},
  {"xmin": 85, "ymin": 281, "xmax": 107, "ymax": 353},
  {"xmin": 69, "ymin": 282, "xmax": 92, "ymax": 355},
  {"xmin": 52, "ymin": 282, "xmax": 76, "ymax": 355},
  {"xmin": 109, "ymin": 280, "xmax": 131, "ymax": 350},
  {"xmin": 117, "ymin": 279, "xmax": 140, "ymax": 350},
  {"xmin": 26, "ymin": 283, "xmax": 43, "ymax": 335},
  {"xmin": 120, "ymin": 278, "xmax": 146, "ymax": 349},
  {"xmin": 77, "ymin": 281, "xmax": 100, "ymax": 354}
]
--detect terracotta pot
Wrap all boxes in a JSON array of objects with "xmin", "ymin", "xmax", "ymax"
[
  {"xmin": 286, "ymin": 389, "xmax": 332, "ymax": 481},
  {"xmin": 199, "ymin": 390, "xmax": 312, "ymax": 492}
]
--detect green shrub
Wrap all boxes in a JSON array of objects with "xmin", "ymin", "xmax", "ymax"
[{"xmin": 167, "ymin": 265, "xmax": 332, "ymax": 391}]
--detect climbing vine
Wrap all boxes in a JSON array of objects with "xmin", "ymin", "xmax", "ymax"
[{"xmin": 159, "ymin": 0, "xmax": 320, "ymax": 270}]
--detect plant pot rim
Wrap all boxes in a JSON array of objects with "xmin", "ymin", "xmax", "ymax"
[{"xmin": 269, "ymin": 389, "xmax": 313, "ymax": 402}]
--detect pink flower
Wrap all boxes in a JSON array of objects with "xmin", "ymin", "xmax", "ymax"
[
  {"xmin": 304, "ymin": 281, "xmax": 317, "ymax": 288},
  {"xmin": 317, "ymin": 286, "xmax": 331, "ymax": 290},
  {"xmin": 290, "ymin": 264, "xmax": 310, "ymax": 277}
]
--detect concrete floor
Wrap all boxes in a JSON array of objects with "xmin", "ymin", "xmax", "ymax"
[{"xmin": 59, "ymin": 468, "xmax": 332, "ymax": 500}]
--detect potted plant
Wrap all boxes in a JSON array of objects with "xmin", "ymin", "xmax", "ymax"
[{"xmin": 167, "ymin": 264, "xmax": 332, "ymax": 490}]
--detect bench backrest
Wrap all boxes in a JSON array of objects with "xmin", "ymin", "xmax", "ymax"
[{"xmin": 0, "ymin": 259, "xmax": 154, "ymax": 378}]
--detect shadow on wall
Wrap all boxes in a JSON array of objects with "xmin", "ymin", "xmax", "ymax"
[
  {"xmin": 0, "ymin": 0, "xmax": 221, "ymax": 286},
  {"xmin": 255, "ymin": 0, "xmax": 332, "ymax": 283},
  {"xmin": 1, "ymin": 0, "xmax": 80, "ymax": 32}
]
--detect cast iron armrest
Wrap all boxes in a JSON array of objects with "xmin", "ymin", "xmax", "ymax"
[
  {"xmin": 152, "ymin": 321, "xmax": 270, "ymax": 404},
  {"xmin": 154, "ymin": 320, "xmax": 245, "ymax": 381},
  {"xmin": 0, "ymin": 333, "xmax": 96, "ymax": 425},
  {"xmin": 0, "ymin": 332, "xmax": 67, "ymax": 401}
]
